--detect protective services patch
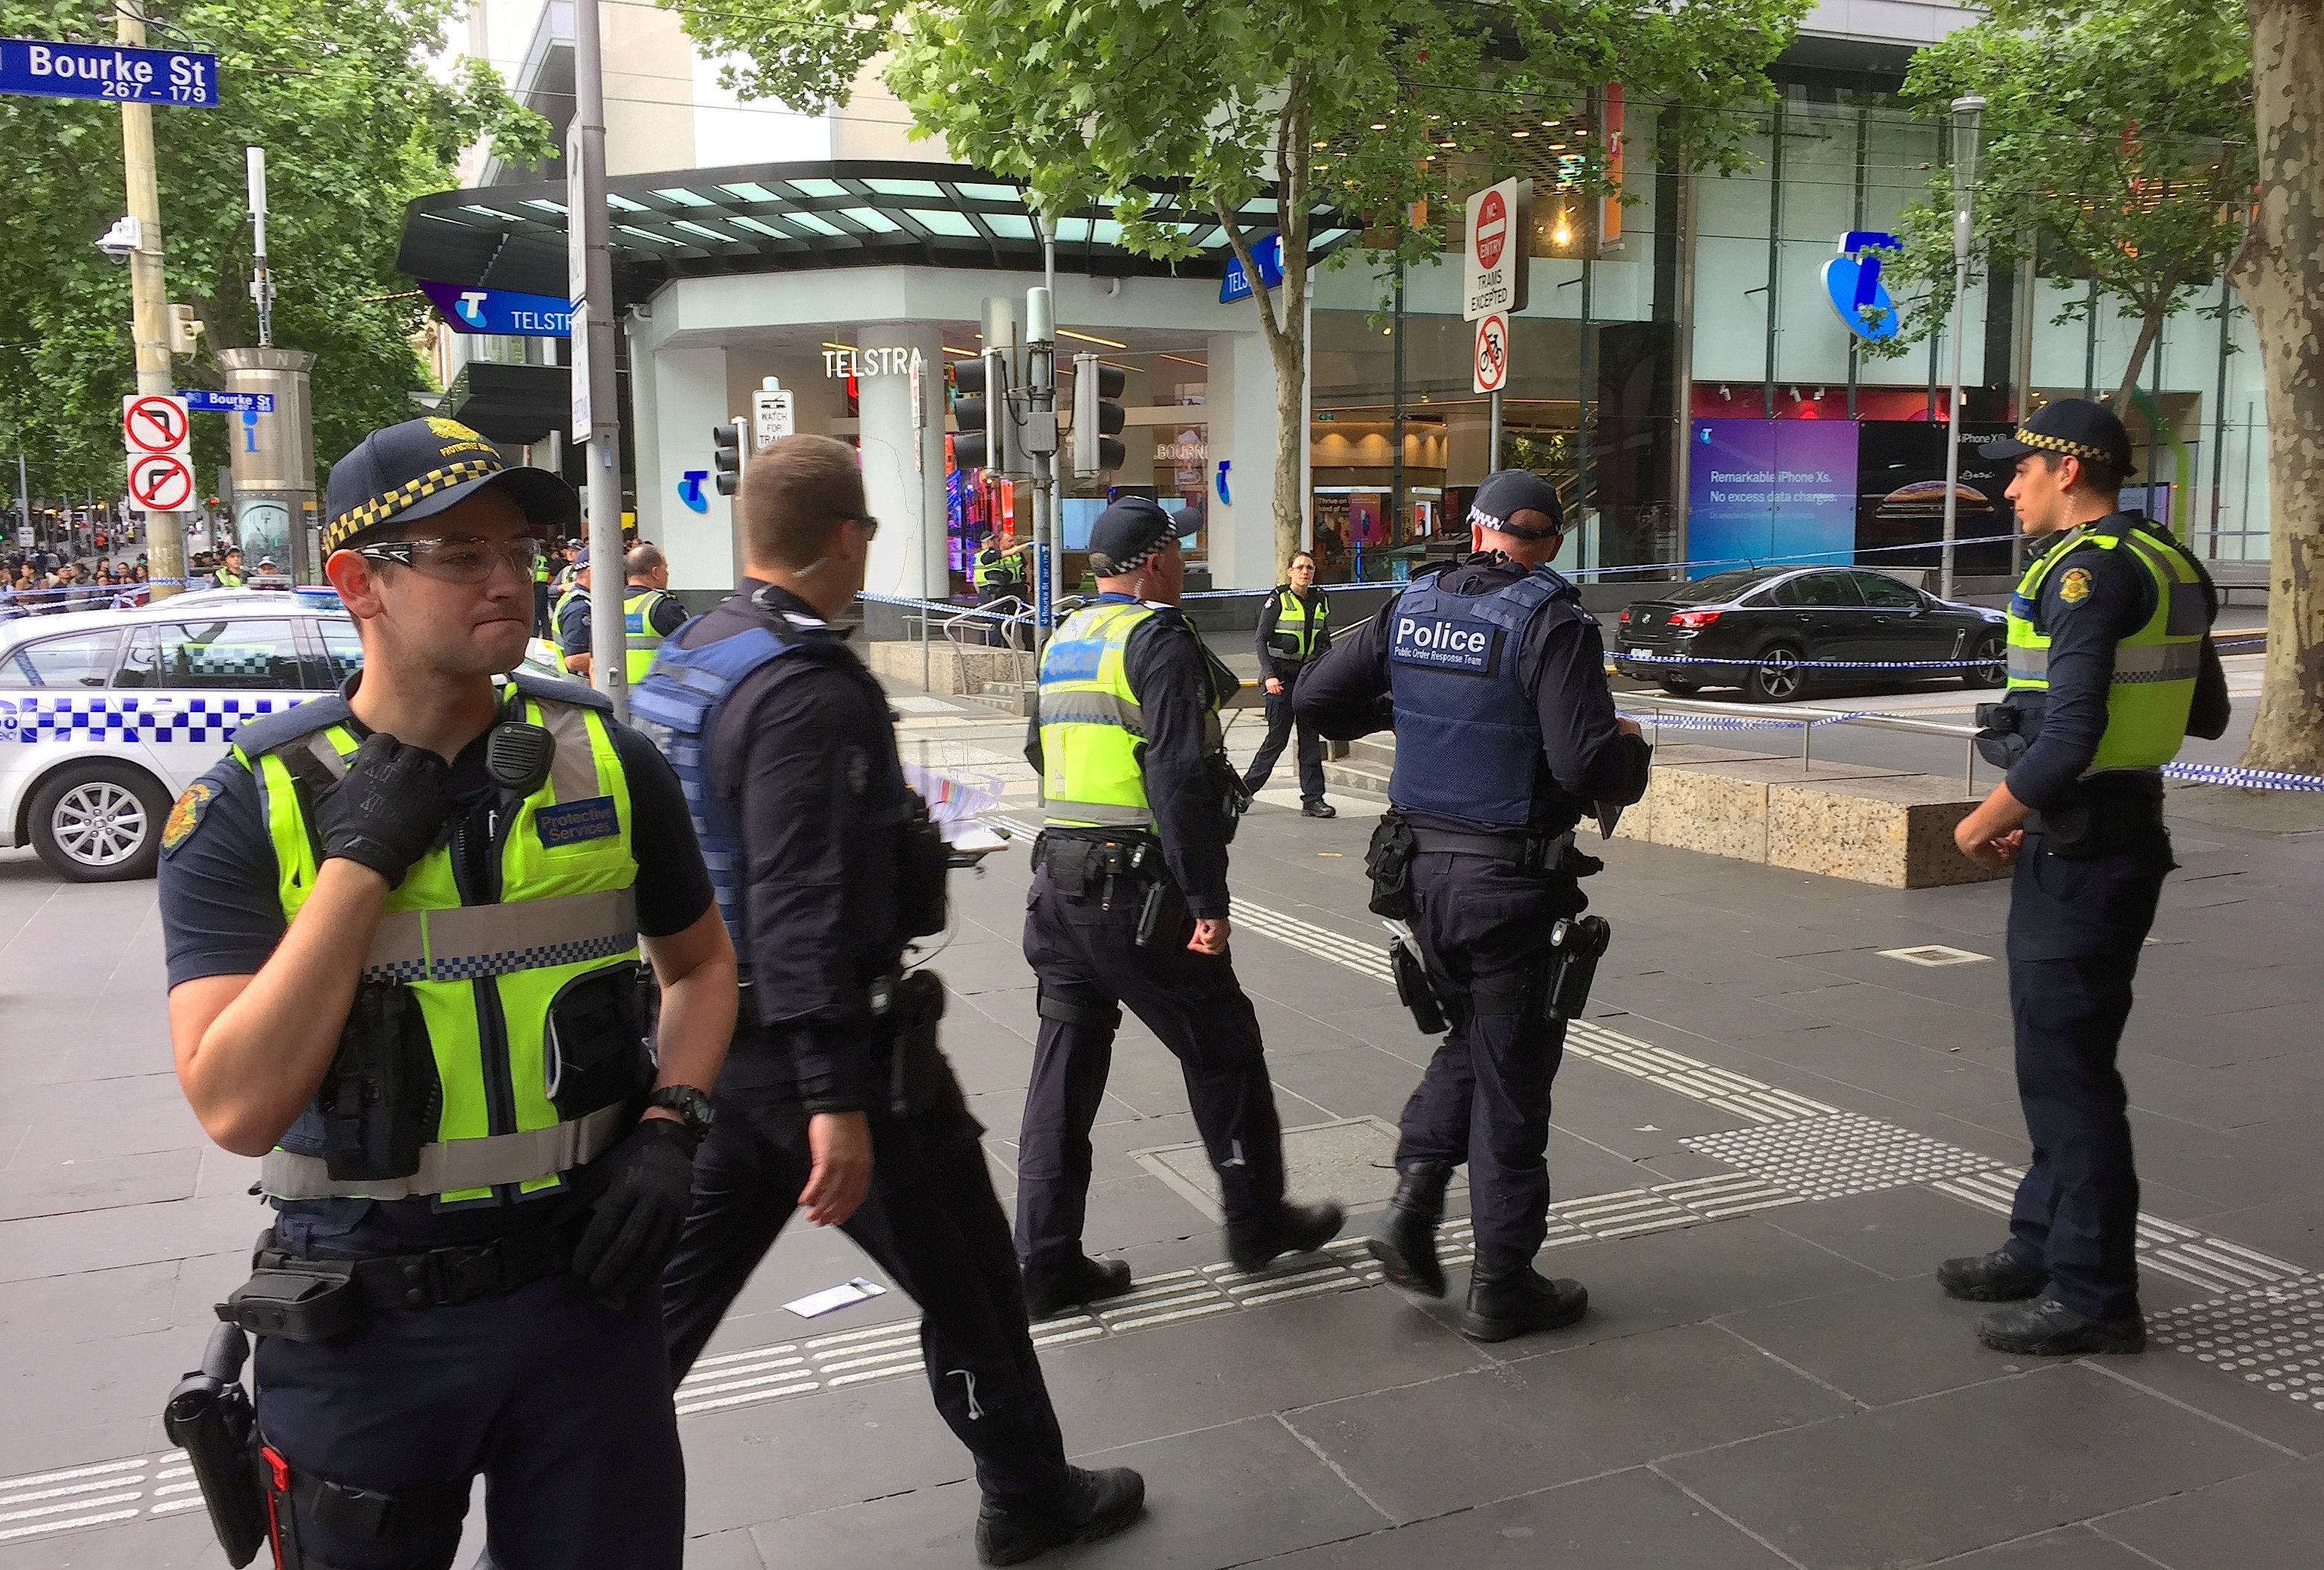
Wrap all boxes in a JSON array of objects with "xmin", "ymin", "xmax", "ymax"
[
  {"xmin": 161, "ymin": 781, "xmax": 214, "ymax": 855},
  {"xmin": 2058, "ymin": 566, "xmax": 2093, "ymax": 606}
]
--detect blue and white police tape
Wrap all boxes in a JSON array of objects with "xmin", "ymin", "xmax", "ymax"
[
  {"xmin": 1615, "ymin": 649, "xmax": 1994, "ymax": 671},
  {"xmin": 2160, "ymin": 761, "xmax": 2324, "ymax": 793}
]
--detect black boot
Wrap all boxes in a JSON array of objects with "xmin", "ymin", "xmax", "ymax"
[
  {"xmin": 1976, "ymin": 1297, "xmax": 2145, "ymax": 1356},
  {"xmin": 1460, "ymin": 1267, "xmax": 1589, "ymax": 1342},
  {"xmin": 1367, "ymin": 1164, "xmax": 1452, "ymax": 1298},
  {"xmin": 1021, "ymin": 1255, "xmax": 1133, "ymax": 1320},
  {"xmin": 1936, "ymin": 1247, "xmax": 2048, "ymax": 1302},
  {"xmin": 1227, "ymin": 1200, "xmax": 1346, "ymax": 1273},
  {"xmin": 975, "ymin": 1466, "xmax": 1146, "ymax": 1566}
]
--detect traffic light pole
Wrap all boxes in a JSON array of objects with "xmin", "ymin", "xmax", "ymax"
[
  {"xmin": 1024, "ymin": 286, "xmax": 1059, "ymax": 658},
  {"xmin": 572, "ymin": 0, "xmax": 627, "ymax": 720},
  {"xmin": 118, "ymin": 7, "xmax": 183, "ymax": 600}
]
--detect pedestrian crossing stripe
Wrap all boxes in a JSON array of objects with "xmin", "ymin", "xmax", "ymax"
[{"xmin": 0, "ymin": 694, "xmax": 309, "ymax": 745}]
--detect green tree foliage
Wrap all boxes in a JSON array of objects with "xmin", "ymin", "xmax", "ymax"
[
  {"xmin": 664, "ymin": 0, "xmax": 1806, "ymax": 560},
  {"xmin": 1875, "ymin": 0, "xmax": 2253, "ymax": 414},
  {"xmin": 0, "ymin": 0, "xmax": 549, "ymax": 502}
]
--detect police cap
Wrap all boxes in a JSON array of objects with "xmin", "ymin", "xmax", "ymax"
[
  {"xmin": 322, "ymin": 417, "xmax": 581, "ymax": 555},
  {"xmin": 1087, "ymin": 496, "xmax": 1178, "ymax": 575},
  {"xmin": 1468, "ymin": 470, "xmax": 1566, "ymax": 540},
  {"xmin": 1985, "ymin": 397, "xmax": 2137, "ymax": 478}
]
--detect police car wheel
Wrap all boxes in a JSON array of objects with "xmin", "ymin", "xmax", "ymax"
[
  {"xmin": 28, "ymin": 763, "xmax": 170, "ymax": 883},
  {"xmin": 1743, "ymin": 644, "xmax": 1805, "ymax": 703},
  {"xmin": 1965, "ymin": 632, "xmax": 2007, "ymax": 689}
]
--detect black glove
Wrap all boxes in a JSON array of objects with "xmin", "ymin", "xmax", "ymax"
[
  {"xmin": 569, "ymin": 1118, "xmax": 700, "ymax": 1310},
  {"xmin": 317, "ymin": 733, "xmax": 455, "ymax": 887}
]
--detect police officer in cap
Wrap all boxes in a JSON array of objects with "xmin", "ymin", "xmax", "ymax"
[
  {"xmin": 1018, "ymin": 496, "xmax": 1344, "ymax": 1315},
  {"xmin": 975, "ymin": 528, "xmax": 1034, "ymax": 608},
  {"xmin": 1297, "ymin": 470, "xmax": 1651, "ymax": 1341},
  {"xmin": 158, "ymin": 416, "xmax": 737, "ymax": 1567},
  {"xmin": 1940, "ymin": 397, "xmax": 2225, "ymax": 1356},
  {"xmin": 639, "ymin": 435, "xmax": 1145, "ymax": 1566},
  {"xmin": 213, "ymin": 545, "xmax": 245, "ymax": 589},
  {"xmin": 555, "ymin": 549, "xmax": 594, "ymax": 677}
]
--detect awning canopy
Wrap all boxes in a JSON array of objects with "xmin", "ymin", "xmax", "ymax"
[{"xmin": 398, "ymin": 159, "xmax": 1358, "ymax": 308}]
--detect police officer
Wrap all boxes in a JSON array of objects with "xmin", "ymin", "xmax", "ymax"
[
  {"xmin": 212, "ymin": 546, "xmax": 245, "ymax": 589},
  {"xmin": 975, "ymin": 528, "xmax": 1033, "ymax": 607},
  {"xmin": 620, "ymin": 542, "xmax": 687, "ymax": 685},
  {"xmin": 1296, "ymin": 470, "xmax": 1651, "ymax": 1341},
  {"xmin": 1941, "ymin": 399, "xmax": 2224, "ymax": 1356},
  {"xmin": 1242, "ymin": 548, "xmax": 1335, "ymax": 816},
  {"xmin": 1018, "ymin": 496, "xmax": 1344, "ymax": 1316},
  {"xmin": 640, "ymin": 435, "xmax": 1145, "ymax": 1566},
  {"xmin": 555, "ymin": 549, "xmax": 594, "ymax": 678},
  {"xmin": 158, "ymin": 416, "xmax": 738, "ymax": 1567},
  {"xmin": 532, "ymin": 534, "xmax": 555, "ymax": 635}
]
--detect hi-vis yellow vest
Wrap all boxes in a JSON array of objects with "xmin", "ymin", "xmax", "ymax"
[
  {"xmin": 1039, "ymin": 599, "xmax": 1223, "ymax": 830},
  {"xmin": 236, "ymin": 679, "xmax": 643, "ymax": 1202},
  {"xmin": 2006, "ymin": 521, "xmax": 2205, "ymax": 773},
  {"xmin": 1266, "ymin": 588, "xmax": 1329, "ymax": 661},
  {"xmin": 623, "ymin": 589, "xmax": 672, "ymax": 684}
]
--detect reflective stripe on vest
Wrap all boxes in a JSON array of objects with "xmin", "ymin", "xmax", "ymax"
[
  {"xmin": 239, "ymin": 693, "xmax": 642, "ymax": 1201},
  {"xmin": 1038, "ymin": 600, "xmax": 1222, "ymax": 830},
  {"xmin": 974, "ymin": 549, "xmax": 1021, "ymax": 590},
  {"xmin": 257, "ymin": 1100, "xmax": 632, "ymax": 1202},
  {"xmin": 1268, "ymin": 589, "xmax": 1329, "ymax": 661},
  {"xmin": 2005, "ymin": 522, "xmax": 2204, "ymax": 773},
  {"xmin": 623, "ymin": 590, "xmax": 669, "ymax": 684}
]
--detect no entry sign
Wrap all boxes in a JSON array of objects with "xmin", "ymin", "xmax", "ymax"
[
  {"xmin": 123, "ymin": 393, "xmax": 190, "ymax": 455},
  {"xmin": 1473, "ymin": 313, "xmax": 1510, "ymax": 394},
  {"xmin": 1461, "ymin": 179, "xmax": 1532, "ymax": 321},
  {"xmin": 128, "ymin": 452, "xmax": 194, "ymax": 511}
]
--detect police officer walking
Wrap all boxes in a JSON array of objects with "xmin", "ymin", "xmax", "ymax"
[
  {"xmin": 1942, "ymin": 399, "xmax": 2224, "ymax": 1356},
  {"xmin": 1242, "ymin": 548, "xmax": 1335, "ymax": 817},
  {"xmin": 1297, "ymin": 471, "xmax": 1651, "ymax": 1341},
  {"xmin": 158, "ymin": 416, "xmax": 739, "ymax": 1567},
  {"xmin": 619, "ymin": 542, "xmax": 687, "ymax": 685},
  {"xmin": 1018, "ymin": 497, "xmax": 1344, "ymax": 1316},
  {"xmin": 638, "ymin": 435, "xmax": 1145, "ymax": 1566}
]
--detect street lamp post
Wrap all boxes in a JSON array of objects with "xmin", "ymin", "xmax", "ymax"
[{"xmin": 1940, "ymin": 94, "xmax": 1985, "ymax": 602}]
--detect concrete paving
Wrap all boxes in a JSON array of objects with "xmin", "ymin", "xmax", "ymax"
[{"xmin": 2, "ymin": 692, "xmax": 2320, "ymax": 1569}]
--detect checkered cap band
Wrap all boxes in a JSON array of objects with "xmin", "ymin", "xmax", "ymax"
[
  {"xmin": 2012, "ymin": 426, "xmax": 2113, "ymax": 464},
  {"xmin": 324, "ymin": 458, "xmax": 501, "ymax": 554}
]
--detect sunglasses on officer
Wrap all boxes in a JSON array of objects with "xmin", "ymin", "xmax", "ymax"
[{"xmin": 353, "ymin": 535, "xmax": 548, "ymax": 584}]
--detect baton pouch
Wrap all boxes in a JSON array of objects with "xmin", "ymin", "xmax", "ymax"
[
  {"xmin": 221, "ymin": 1262, "xmax": 364, "ymax": 1344},
  {"xmin": 879, "ymin": 970, "xmax": 954, "ymax": 1118},
  {"xmin": 1206, "ymin": 754, "xmax": 1253, "ymax": 845},
  {"xmin": 1388, "ymin": 939, "xmax": 1450, "ymax": 1036},
  {"xmin": 1365, "ymin": 813, "xmax": 1419, "ymax": 920},
  {"xmin": 163, "ymin": 1323, "xmax": 269, "ymax": 1567},
  {"xmin": 545, "ymin": 967, "xmax": 655, "ymax": 1120},
  {"xmin": 1545, "ymin": 915, "xmax": 1612, "ymax": 1022},
  {"xmin": 1974, "ymin": 702, "xmax": 2031, "ymax": 769},
  {"xmin": 319, "ymin": 983, "xmax": 437, "ymax": 1182}
]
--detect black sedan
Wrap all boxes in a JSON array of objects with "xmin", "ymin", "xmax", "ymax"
[{"xmin": 1613, "ymin": 567, "xmax": 2007, "ymax": 702}]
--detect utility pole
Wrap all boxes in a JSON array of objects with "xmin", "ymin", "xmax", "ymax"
[
  {"xmin": 118, "ymin": 6, "xmax": 184, "ymax": 600},
  {"xmin": 571, "ymin": 0, "xmax": 627, "ymax": 720},
  {"xmin": 1022, "ymin": 285, "xmax": 1059, "ymax": 657},
  {"xmin": 247, "ymin": 147, "xmax": 274, "ymax": 347},
  {"xmin": 1036, "ymin": 214, "xmax": 1062, "ymax": 631}
]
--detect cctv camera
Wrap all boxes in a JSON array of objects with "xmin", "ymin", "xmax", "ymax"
[{"xmin": 96, "ymin": 216, "xmax": 142, "ymax": 264}]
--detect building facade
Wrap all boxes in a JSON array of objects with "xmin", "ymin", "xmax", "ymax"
[{"xmin": 417, "ymin": 0, "xmax": 2270, "ymax": 599}]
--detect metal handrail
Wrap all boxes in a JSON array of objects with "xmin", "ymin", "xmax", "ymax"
[{"xmin": 1618, "ymin": 691, "xmax": 1985, "ymax": 790}]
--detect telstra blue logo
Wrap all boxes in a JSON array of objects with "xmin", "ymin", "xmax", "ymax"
[
  {"xmin": 1822, "ymin": 231, "xmax": 1904, "ymax": 342},
  {"xmin": 678, "ymin": 470, "xmax": 709, "ymax": 514}
]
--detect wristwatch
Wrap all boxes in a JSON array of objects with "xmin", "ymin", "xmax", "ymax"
[{"xmin": 645, "ymin": 1084, "xmax": 715, "ymax": 1143}]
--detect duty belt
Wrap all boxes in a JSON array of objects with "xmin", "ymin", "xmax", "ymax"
[
  {"xmin": 249, "ymin": 1223, "xmax": 574, "ymax": 1314},
  {"xmin": 1407, "ymin": 826, "xmax": 1576, "ymax": 875}
]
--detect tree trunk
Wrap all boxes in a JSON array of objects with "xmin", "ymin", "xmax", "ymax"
[
  {"xmin": 2109, "ymin": 296, "xmax": 2167, "ymax": 417},
  {"xmin": 2235, "ymin": 0, "xmax": 2324, "ymax": 775},
  {"xmin": 1217, "ymin": 81, "xmax": 1313, "ymax": 577}
]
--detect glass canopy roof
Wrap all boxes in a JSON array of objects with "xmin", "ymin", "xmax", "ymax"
[{"xmin": 398, "ymin": 159, "xmax": 1356, "ymax": 307}]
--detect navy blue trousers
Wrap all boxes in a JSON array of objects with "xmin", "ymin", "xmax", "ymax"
[
  {"xmin": 1394, "ymin": 853, "xmax": 1585, "ymax": 1277},
  {"xmin": 2002, "ymin": 828, "xmax": 2172, "ymax": 1321},
  {"xmin": 1242, "ymin": 671, "xmax": 1326, "ymax": 803},
  {"xmin": 254, "ymin": 1272, "xmax": 682, "ymax": 1570}
]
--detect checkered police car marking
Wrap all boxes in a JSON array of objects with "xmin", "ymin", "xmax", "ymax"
[{"xmin": 0, "ymin": 694, "xmax": 308, "ymax": 746}]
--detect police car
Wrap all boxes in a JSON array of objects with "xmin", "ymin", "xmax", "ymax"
[{"xmin": 1, "ymin": 587, "xmax": 569, "ymax": 882}]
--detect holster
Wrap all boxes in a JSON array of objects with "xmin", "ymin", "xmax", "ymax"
[
  {"xmin": 318, "ymin": 983, "xmax": 437, "ymax": 1182},
  {"xmin": 1206, "ymin": 752, "xmax": 1253, "ymax": 844},
  {"xmin": 1387, "ymin": 936, "xmax": 1449, "ymax": 1036},
  {"xmin": 1975, "ymin": 701, "xmax": 2031, "ymax": 769},
  {"xmin": 252, "ymin": 1440, "xmax": 467, "ymax": 1570},
  {"xmin": 162, "ymin": 1323, "xmax": 269, "ymax": 1567},
  {"xmin": 875, "ymin": 970, "xmax": 953, "ymax": 1118},
  {"xmin": 1365, "ymin": 812, "xmax": 1419, "ymax": 919},
  {"xmin": 893, "ymin": 789, "xmax": 951, "ymax": 938},
  {"xmin": 1544, "ymin": 915, "xmax": 1612, "ymax": 1022},
  {"xmin": 2028, "ymin": 778, "xmax": 2166, "ymax": 859}
]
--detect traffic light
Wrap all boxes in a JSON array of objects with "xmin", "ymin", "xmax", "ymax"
[
  {"xmin": 1072, "ymin": 353, "xmax": 1126, "ymax": 478},
  {"xmin": 950, "ymin": 353, "xmax": 1009, "ymax": 474},
  {"xmin": 710, "ymin": 419, "xmax": 746, "ymax": 496}
]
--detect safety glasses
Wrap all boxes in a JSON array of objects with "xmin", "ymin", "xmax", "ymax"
[{"xmin": 354, "ymin": 536, "xmax": 547, "ymax": 584}]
